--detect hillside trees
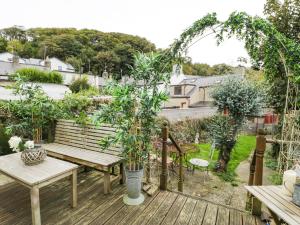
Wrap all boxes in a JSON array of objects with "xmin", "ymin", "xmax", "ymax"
[{"xmin": 0, "ymin": 27, "xmax": 156, "ymax": 77}]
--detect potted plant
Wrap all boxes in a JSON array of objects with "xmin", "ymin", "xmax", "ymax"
[
  {"xmin": 93, "ymin": 53, "xmax": 169, "ymax": 205},
  {"xmin": 8, "ymin": 136, "xmax": 47, "ymax": 165}
]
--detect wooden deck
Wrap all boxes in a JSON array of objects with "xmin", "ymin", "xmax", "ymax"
[{"xmin": 0, "ymin": 170, "xmax": 262, "ymax": 225}]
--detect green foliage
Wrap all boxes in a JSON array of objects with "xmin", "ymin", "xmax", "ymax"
[
  {"xmin": 185, "ymin": 135, "xmax": 256, "ymax": 182},
  {"xmin": 170, "ymin": 117, "xmax": 212, "ymax": 143},
  {"xmin": 0, "ymin": 37, "xmax": 7, "ymax": 52},
  {"xmin": 211, "ymin": 79, "xmax": 265, "ymax": 125},
  {"xmin": 93, "ymin": 52, "xmax": 169, "ymax": 166},
  {"xmin": 264, "ymin": 0, "xmax": 300, "ymax": 42},
  {"xmin": 208, "ymin": 79, "xmax": 264, "ymax": 171},
  {"xmin": 0, "ymin": 124, "xmax": 11, "ymax": 156},
  {"xmin": 183, "ymin": 62, "xmax": 234, "ymax": 76},
  {"xmin": 6, "ymin": 39, "xmax": 24, "ymax": 54},
  {"xmin": 2, "ymin": 76, "xmax": 63, "ymax": 139},
  {"xmin": 69, "ymin": 76, "xmax": 91, "ymax": 93},
  {"xmin": 11, "ymin": 68, "xmax": 63, "ymax": 84},
  {"xmin": 268, "ymin": 173, "xmax": 283, "ymax": 185},
  {"xmin": 0, "ymin": 27, "xmax": 156, "ymax": 76}
]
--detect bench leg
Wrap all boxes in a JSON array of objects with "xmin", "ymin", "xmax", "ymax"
[
  {"xmin": 104, "ymin": 171, "xmax": 111, "ymax": 194},
  {"xmin": 30, "ymin": 186, "xmax": 41, "ymax": 225},
  {"xmin": 71, "ymin": 169, "xmax": 77, "ymax": 208},
  {"xmin": 120, "ymin": 163, "xmax": 126, "ymax": 185}
]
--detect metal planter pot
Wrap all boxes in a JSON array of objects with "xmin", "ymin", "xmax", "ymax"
[
  {"xmin": 292, "ymin": 184, "xmax": 300, "ymax": 206},
  {"xmin": 123, "ymin": 167, "xmax": 144, "ymax": 205}
]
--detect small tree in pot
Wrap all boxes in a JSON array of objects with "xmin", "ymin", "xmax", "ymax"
[
  {"xmin": 210, "ymin": 78, "xmax": 265, "ymax": 172},
  {"xmin": 93, "ymin": 53, "xmax": 169, "ymax": 205}
]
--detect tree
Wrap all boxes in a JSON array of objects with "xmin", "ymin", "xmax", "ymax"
[
  {"xmin": 210, "ymin": 79, "xmax": 264, "ymax": 171},
  {"xmin": 264, "ymin": 0, "xmax": 300, "ymax": 42},
  {"xmin": 6, "ymin": 39, "xmax": 24, "ymax": 54},
  {"xmin": 0, "ymin": 37, "xmax": 7, "ymax": 52},
  {"xmin": 211, "ymin": 64, "xmax": 233, "ymax": 75}
]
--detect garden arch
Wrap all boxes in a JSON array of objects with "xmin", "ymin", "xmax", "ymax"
[{"xmin": 167, "ymin": 12, "xmax": 300, "ymax": 172}]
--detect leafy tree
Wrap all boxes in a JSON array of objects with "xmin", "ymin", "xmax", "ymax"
[
  {"xmin": 211, "ymin": 64, "xmax": 233, "ymax": 75},
  {"xmin": 0, "ymin": 27, "xmax": 156, "ymax": 77},
  {"xmin": 6, "ymin": 39, "xmax": 24, "ymax": 54},
  {"xmin": 210, "ymin": 79, "xmax": 265, "ymax": 171},
  {"xmin": 0, "ymin": 37, "xmax": 7, "ymax": 52}
]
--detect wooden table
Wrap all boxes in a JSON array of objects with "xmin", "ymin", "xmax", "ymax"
[
  {"xmin": 0, "ymin": 153, "xmax": 78, "ymax": 225},
  {"xmin": 246, "ymin": 185, "xmax": 300, "ymax": 225}
]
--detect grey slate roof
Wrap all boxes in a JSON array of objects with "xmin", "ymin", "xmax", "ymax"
[{"xmin": 179, "ymin": 74, "xmax": 243, "ymax": 87}]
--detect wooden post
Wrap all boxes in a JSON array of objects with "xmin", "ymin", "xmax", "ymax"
[
  {"xmin": 252, "ymin": 129, "xmax": 266, "ymax": 216},
  {"xmin": 160, "ymin": 122, "xmax": 168, "ymax": 190},
  {"xmin": 246, "ymin": 152, "xmax": 256, "ymax": 210},
  {"xmin": 146, "ymin": 152, "xmax": 151, "ymax": 183},
  {"xmin": 178, "ymin": 153, "xmax": 183, "ymax": 192},
  {"xmin": 72, "ymin": 169, "xmax": 77, "ymax": 208}
]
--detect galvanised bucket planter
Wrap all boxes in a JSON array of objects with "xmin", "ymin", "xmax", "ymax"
[
  {"xmin": 292, "ymin": 184, "xmax": 300, "ymax": 207},
  {"xmin": 123, "ymin": 167, "xmax": 144, "ymax": 205}
]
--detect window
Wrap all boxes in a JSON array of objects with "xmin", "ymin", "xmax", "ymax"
[
  {"xmin": 58, "ymin": 66, "xmax": 62, "ymax": 71},
  {"xmin": 174, "ymin": 86, "xmax": 182, "ymax": 95}
]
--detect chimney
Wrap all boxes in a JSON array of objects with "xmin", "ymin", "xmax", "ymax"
[
  {"xmin": 172, "ymin": 64, "xmax": 183, "ymax": 76},
  {"xmin": 44, "ymin": 56, "xmax": 51, "ymax": 69}
]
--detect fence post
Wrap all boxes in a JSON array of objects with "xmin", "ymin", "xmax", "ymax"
[
  {"xmin": 178, "ymin": 153, "xmax": 183, "ymax": 192},
  {"xmin": 246, "ymin": 152, "xmax": 256, "ymax": 210},
  {"xmin": 160, "ymin": 122, "xmax": 168, "ymax": 190},
  {"xmin": 252, "ymin": 129, "xmax": 266, "ymax": 216}
]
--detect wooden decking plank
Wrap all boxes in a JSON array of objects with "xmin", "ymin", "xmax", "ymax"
[
  {"xmin": 88, "ymin": 196, "xmax": 125, "ymax": 225},
  {"xmin": 174, "ymin": 197, "xmax": 197, "ymax": 225},
  {"xmin": 55, "ymin": 185, "xmax": 125, "ymax": 225},
  {"xmin": 216, "ymin": 206, "xmax": 229, "ymax": 225},
  {"xmin": 0, "ymin": 175, "xmax": 77, "ymax": 225},
  {"xmin": 189, "ymin": 200, "xmax": 207, "ymax": 225},
  {"xmin": 15, "ymin": 171, "xmax": 101, "ymax": 225},
  {"xmin": 117, "ymin": 191, "xmax": 161, "ymax": 225},
  {"xmin": 75, "ymin": 191, "xmax": 124, "ymax": 225},
  {"xmin": 131, "ymin": 191, "xmax": 169, "ymax": 225},
  {"xmin": 202, "ymin": 203, "xmax": 218, "ymax": 225},
  {"xmin": 243, "ymin": 214, "xmax": 258, "ymax": 225},
  {"xmin": 146, "ymin": 192, "xmax": 178, "ymax": 225},
  {"xmin": 104, "ymin": 193, "xmax": 154, "ymax": 225},
  {"xmin": 229, "ymin": 209, "xmax": 243, "ymax": 225},
  {"xmin": 161, "ymin": 194, "xmax": 187, "ymax": 225}
]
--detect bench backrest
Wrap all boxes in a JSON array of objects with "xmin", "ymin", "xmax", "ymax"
[{"xmin": 54, "ymin": 119, "xmax": 122, "ymax": 156}]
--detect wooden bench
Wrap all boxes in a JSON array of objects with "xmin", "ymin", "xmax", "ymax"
[{"xmin": 42, "ymin": 119, "xmax": 125, "ymax": 194}]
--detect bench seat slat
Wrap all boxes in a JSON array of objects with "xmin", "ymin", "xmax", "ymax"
[
  {"xmin": 54, "ymin": 138, "xmax": 121, "ymax": 156},
  {"xmin": 57, "ymin": 119, "xmax": 114, "ymax": 130},
  {"xmin": 43, "ymin": 143, "xmax": 123, "ymax": 167}
]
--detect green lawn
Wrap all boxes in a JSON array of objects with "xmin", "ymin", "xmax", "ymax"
[{"xmin": 185, "ymin": 135, "xmax": 256, "ymax": 182}]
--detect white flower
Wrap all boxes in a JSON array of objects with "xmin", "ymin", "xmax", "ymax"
[
  {"xmin": 24, "ymin": 141, "xmax": 35, "ymax": 149},
  {"xmin": 8, "ymin": 136, "xmax": 22, "ymax": 152}
]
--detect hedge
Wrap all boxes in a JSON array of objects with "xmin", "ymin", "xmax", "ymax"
[{"xmin": 11, "ymin": 68, "xmax": 63, "ymax": 84}]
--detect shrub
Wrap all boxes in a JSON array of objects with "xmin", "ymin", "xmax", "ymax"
[
  {"xmin": 11, "ymin": 68, "xmax": 63, "ymax": 84},
  {"xmin": 69, "ymin": 76, "xmax": 91, "ymax": 93},
  {"xmin": 0, "ymin": 124, "xmax": 11, "ymax": 156},
  {"xmin": 169, "ymin": 117, "xmax": 212, "ymax": 143}
]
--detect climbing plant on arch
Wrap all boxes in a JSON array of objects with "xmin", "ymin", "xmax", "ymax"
[{"xmin": 166, "ymin": 11, "xmax": 300, "ymax": 171}]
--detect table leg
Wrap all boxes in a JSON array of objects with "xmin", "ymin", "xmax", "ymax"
[
  {"xmin": 72, "ymin": 169, "xmax": 77, "ymax": 208},
  {"xmin": 30, "ymin": 186, "xmax": 41, "ymax": 225},
  {"xmin": 104, "ymin": 171, "xmax": 111, "ymax": 194}
]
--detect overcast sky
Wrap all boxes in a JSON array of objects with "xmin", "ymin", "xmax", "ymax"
[{"xmin": 0, "ymin": 0, "xmax": 265, "ymax": 66}]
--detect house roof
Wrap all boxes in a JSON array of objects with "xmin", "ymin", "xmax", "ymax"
[
  {"xmin": 179, "ymin": 74, "xmax": 243, "ymax": 87},
  {"xmin": 0, "ymin": 83, "xmax": 71, "ymax": 100}
]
